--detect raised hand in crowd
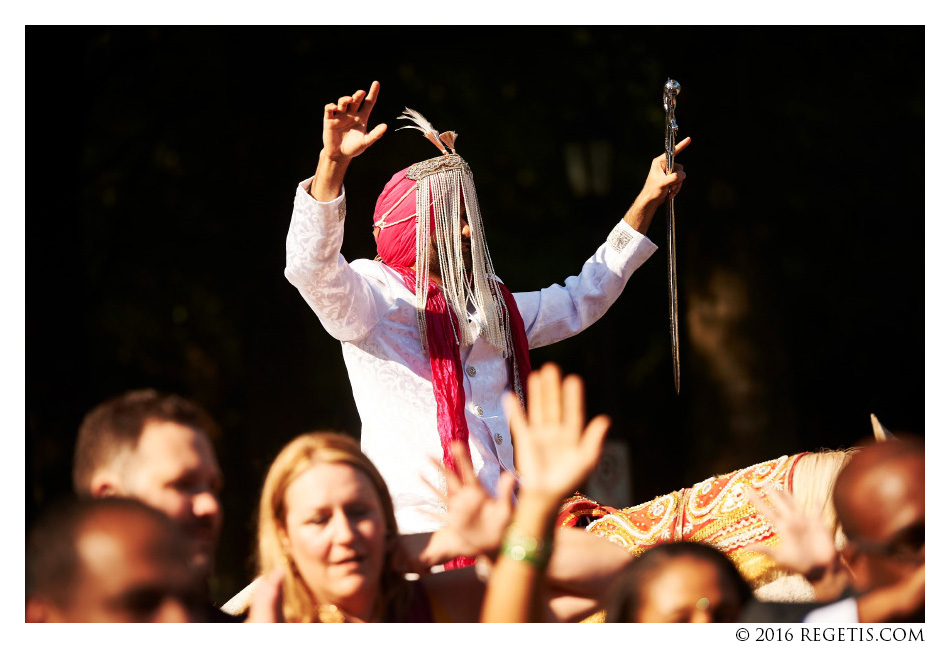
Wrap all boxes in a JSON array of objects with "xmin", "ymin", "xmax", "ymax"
[
  {"xmin": 245, "ymin": 567, "xmax": 285, "ymax": 623},
  {"xmin": 746, "ymin": 485, "xmax": 849, "ymax": 601},
  {"xmin": 480, "ymin": 363, "xmax": 611, "ymax": 623},
  {"xmin": 400, "ymin": 443, "xmax": 516, "ymax": 573}
]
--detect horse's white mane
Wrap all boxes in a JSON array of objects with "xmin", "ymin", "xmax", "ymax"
[
  {"xmin": 791, "ymin": 448, "xmax": 858, "ymax": 545},
  {"xmin": 754, "ymin": 448, "xmax": 858, "ymax": 602}
]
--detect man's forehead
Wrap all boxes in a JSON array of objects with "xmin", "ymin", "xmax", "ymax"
[
  {"xmin": 77, "ymin": 513, "xmax": 187, "ymax": 593},
  {"xmin": 132, "ymin": 421, "xmax": 220, "ymax": 472},
  {"xmin": 865, "ymin": 455, "xmax": 924, "ymax": 500},
  {"xmin": 77, "ymin": 512, "xmax": 181, "ymax": 578},
  {"xmin": 846, "ymin": 459, "xmax": 924, "ymax": 536}
]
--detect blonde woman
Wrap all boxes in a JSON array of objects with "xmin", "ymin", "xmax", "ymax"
[{"xmin": 249, "ymin": 432, "xmax": 481, "ymax": 622}]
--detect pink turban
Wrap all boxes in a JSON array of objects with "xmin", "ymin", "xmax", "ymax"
[{"xmin": 372, "ymin": 167, "xmax": 419, "ymax": 268}]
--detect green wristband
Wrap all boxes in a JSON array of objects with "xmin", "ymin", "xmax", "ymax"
[{"xmin": 500, "ymin": 524, "xmax": 552, "ymax": 568}]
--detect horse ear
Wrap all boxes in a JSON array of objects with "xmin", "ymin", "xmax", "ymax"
[{"xmin": 870, "ymin": 413, "xmax": 895, "ymax": 442}]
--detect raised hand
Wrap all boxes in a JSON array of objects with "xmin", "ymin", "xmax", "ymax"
[
  {"xmin": 503, "ymin": 363, "xmax": 611, "ymax": 501},
  {"xmin": 245, "ymin": 568, "xmax": 285, "ymax": 623},
  {"xmin": 396, "ymin": 444, "xmax": 515, "ymax": 572},
  {"xmin": 481, "ymin": 364, "xmax": 610, "ymax": 623},
  {"xmin": 746, "ymin": 485, "xmax": 839, "ymax": 581},
  {"xmin": 310, "ymin": 81, "xmax": 387, "ymax": 201},
  {"xmin": 322, "ymin": 81, "xmax": 387, "ymax": 161},
  {"xmin": 435, "ymin": 441, "xmax": 516, "ymax": 558}
]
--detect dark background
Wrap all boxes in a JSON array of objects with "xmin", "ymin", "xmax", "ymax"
[{"xmin": 27, "ymin": 26, "xmax": 923, "ymax": 603}]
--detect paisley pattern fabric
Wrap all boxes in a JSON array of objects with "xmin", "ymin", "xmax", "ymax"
[
  {"xmin": 285, "ymin": 178, "xmax": 657, "ymax": 534},
  {"xmin": 559, "ymin": 453, "xmax": 808, "ymax": 589}
]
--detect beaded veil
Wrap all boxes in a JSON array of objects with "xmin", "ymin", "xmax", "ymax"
[{"xmin": 374, "ymin": 108, "xmax": 512, "ymax": 361}]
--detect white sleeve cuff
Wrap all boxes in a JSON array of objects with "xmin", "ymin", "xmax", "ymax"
[
  {"xmin": 297, "ymin": 177, "xmax": 347, "ymax": 207},
  {"xmin": 606, "ymin": 218, "xmax": 655, "ymax": 254}
]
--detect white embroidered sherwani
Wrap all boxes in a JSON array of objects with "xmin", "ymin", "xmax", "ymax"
[{"xmin": 285, "ymin": 178, "xmax": 658, "ymax": 533}]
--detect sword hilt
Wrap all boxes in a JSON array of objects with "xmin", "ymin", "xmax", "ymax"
[{"xmin": 664, "ymin": 79, "xmax": 680, "ymax": 176}]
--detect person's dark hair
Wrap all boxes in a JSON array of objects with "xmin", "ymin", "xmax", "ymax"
[
  {"xmin": 72, "ymin": 389, "xmax": 218, "ymax": 495},
  {"xmin": 605, "ymin": 541, "xmax": 753, "ymax": 622},
  {"xmin": 26, "ymin": 497, "xmax": 183, "ymax": 605}
]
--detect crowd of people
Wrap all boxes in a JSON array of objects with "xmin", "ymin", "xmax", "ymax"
[
  {"xmin": 26, "ymin": 81, "xmax": 925, "ymax": 624},
  {"xmin": 25, "ymin": 371, "xmax": 926, "ymax": 624}
]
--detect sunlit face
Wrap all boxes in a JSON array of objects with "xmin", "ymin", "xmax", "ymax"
[
  {"xmin": 123, "ymin": 421, "xmax": 223, "ymax": 579},
  {"xmin": 281, "ymin": 462, "xmax": 388, "ymax": 621},
  {"xmin": 636, "ymin": 556, "xmax": 743, "ymax": 623}
]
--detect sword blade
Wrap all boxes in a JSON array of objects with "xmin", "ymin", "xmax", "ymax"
[{"xmin": 668, "ymin": 197, "xmax": 680, "ymax": 394}]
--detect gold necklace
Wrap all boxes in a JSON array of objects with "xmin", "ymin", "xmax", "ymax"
[{"xmin": 316, "ymin": 604, "xmax": 346, "ymax": 623}]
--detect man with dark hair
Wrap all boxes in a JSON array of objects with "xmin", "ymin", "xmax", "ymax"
[
  {"xmin": 26, "ymin": 498, "xmax": 205, "ymax": 622},
  {"xmin": 72, "ymin": 389, "xmax": 233, "ymax": 619}
]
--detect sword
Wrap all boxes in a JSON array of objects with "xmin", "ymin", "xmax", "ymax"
[{"xmin": 664, "ymin": 79, "xmax": 681, "ymax": 394}]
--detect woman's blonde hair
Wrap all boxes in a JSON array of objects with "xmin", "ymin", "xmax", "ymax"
[{"xmin": 257, "ymin": 431, "xmax": 410, "ymax": 622}]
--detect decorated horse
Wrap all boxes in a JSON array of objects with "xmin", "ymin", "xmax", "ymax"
[{"xmin": 558, "ymin": 415, "xmax": 893, "ymax": 602}]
